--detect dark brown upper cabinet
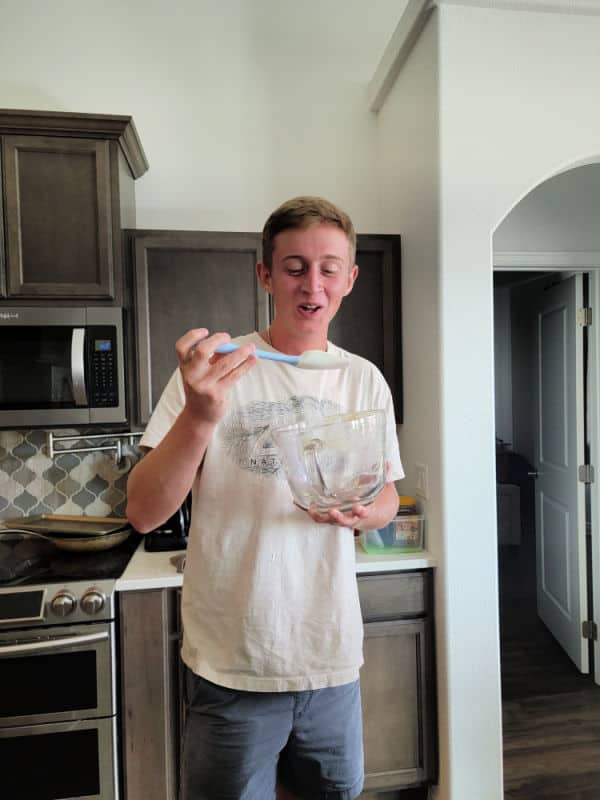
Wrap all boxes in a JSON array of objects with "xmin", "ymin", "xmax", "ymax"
[
  {"xmin": 0, "ymin": 110, "xmax": 148, "ymax": 304},
  {"xmin": 128, "ymin": 230, "xmax": 402, "ymax": 427},
  {"xmin": 129, "ymin": 230, "xmax": 268, "ymax": 425},
  {"xmin": 332, "ymin": 234, "xmax": 403, "ymax": 423}
]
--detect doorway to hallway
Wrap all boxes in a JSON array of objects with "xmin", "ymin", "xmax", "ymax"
[
  {"xmin": 500, "ymin": 518, "xmax": 600, "ymax": 798},
  {"xmin": 494, "ymin": 269, "xmax": 600, "ymax": 799}
]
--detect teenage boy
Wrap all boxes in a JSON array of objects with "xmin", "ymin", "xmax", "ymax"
[{"xmin": 126, "ymin": 196, "xmax": 403, "ymax": 800}]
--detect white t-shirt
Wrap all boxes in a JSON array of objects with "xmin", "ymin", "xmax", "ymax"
[{"xmin": 141, "ymin": 332, "xmax": 404, "ymax": 691}]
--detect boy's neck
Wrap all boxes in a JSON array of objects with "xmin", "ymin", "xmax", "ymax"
[{"xmin": 265, "ymin": 324, "xmax": 328, "ymax": 355}]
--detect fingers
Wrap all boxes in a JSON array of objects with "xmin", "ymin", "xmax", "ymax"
[
  {"xmin": 301, "ymin": 503, "xmax": 369, "ymax": 528},
  {"xmin": 328, "ymin": 505, "xmax": 369, "ymax": 527},
  {"xmin": 213, "ymin": 348, "xmax": 258, "ymax": 388},
  {"xmin": 172, "ymin": 329, "xmax": 258, "ymax": 426},
  {"xmin": 175, "ymin": 329, "xmax": 229, "ymax": 367},
  {"xmin": 176, "ymin": 330, "xmax": 257, "ymax": 382}
]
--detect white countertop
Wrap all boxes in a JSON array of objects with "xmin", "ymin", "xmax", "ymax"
[{"xmin": 116, "ymin": 539, "xmax": 436, "ymax": 592}]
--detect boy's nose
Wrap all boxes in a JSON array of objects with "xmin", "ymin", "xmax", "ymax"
[{"xmin": 302, "ymin": 267, "xmax": 323, "ymax": 293}]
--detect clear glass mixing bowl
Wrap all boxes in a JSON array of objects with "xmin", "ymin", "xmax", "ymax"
[{"xmin": 272, "ymin": 409, "xmax": 387, "ymax": 513}]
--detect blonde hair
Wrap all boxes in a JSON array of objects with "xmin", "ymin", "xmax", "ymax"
[{"xmin": 262, "ymin": 196, "xmax": 356, "ymax": 269}]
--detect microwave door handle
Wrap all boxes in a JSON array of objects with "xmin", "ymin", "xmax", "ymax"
[
  {"xmin": 71, "ymin": 327, "xmax": 88, "ymax": 406},
  {"xmin": 0, "ymin": 630, "xmax": 109, "ymax": 657}
]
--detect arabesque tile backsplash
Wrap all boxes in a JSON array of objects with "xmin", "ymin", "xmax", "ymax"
[{"xmin": 0, "ymin": 430, "xmax": 141, "ymax": 520}]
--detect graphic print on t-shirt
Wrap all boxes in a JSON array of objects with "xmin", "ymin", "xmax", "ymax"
[{"xmin": 219, "ymin": 394, "xmax": 340, "ymax": 477}]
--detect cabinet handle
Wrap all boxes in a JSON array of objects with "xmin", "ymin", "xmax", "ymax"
[
  {"xmin": 0, "ymin": 630, "xmax": 108, "ymax": 657},
  {"xmin": 71, "ymin": 327, "xmax": 88, "ymax": 406}
]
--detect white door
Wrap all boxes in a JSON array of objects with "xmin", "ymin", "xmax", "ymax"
[{"xmin": 534, "ymin": 274, "xmax": 588, "ymax": 673}]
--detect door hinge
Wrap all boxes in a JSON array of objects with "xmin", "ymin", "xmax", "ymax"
[
  {"xmin": 577, "ymin": 307, "xmax": 593, "ymax": 326},
  {"xmin": 583, "ymin": 620, "xmax": 598, "ymax": 641},
  {"xmin": 579, "ymin": 464, "xmax": 595, "ymax": 483}
]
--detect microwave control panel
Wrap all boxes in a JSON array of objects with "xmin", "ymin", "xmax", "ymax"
[{"xmin": 87, "ymin": 326, "xmax": 118, "ymax": 407}]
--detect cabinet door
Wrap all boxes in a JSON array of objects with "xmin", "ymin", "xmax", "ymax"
[
  {"xmin": 361, "ymin": 618, "xmax": 435, "ymax": 792},
  {"xmin": 132, "ymin": 230, "xmax": 268, "ymax": 424},
  {"xmin": 328, "ymin": 234, "xmax": 402, "ymax": 422},
  {"xmin": 119, "ymin": 589, "xmax": 181, "ymax": 800},
  {"xmin": 2, "ymin": 134, "xmax": 115, "ymax": 298}
]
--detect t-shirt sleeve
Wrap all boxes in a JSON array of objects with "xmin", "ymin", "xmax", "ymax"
[
  {"xmin": 139, "ymin": 368, "xmax": 185, "ymax": 450},
  {"xmin": 372, "ymin": 367, "xmax": 404, "ymax": 482},
  {"xmin": 383, "ymin": 395, "xmax": 404, "ymax": 482}
]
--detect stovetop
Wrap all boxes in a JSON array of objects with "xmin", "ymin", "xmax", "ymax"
[{"xmin": 0, "ymin": 531, "xmax": 142, "ymax": 587}]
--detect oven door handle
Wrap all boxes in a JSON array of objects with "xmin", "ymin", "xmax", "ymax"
[
  {"xmin": 0, "ymin": 630, "xmax": 108, "ymax": 657},
  {"xmin": 71, "ymin": 327, "xmax": 88, "ymax": 407}
]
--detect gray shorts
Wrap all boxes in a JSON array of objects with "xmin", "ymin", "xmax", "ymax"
[{"xmin": 180, "ymin": 667, "xmax": 364, "ymax": 800}]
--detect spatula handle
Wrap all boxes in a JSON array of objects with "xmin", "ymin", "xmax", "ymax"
[{"xmin": 215, "ymin": 342, "xmax": 299, "ymax": 365}]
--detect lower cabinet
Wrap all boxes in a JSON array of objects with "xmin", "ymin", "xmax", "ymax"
[
  {"xmin": 118, "ymin": 570, "xmax": 436, "ymax": 800},
  {"xmin": 358, "ymin": 571, "xmax": 437, "ymax": 795},
  {"xmin": 119, "ymin": 589, "xmax": 183, "ymax": 800}
]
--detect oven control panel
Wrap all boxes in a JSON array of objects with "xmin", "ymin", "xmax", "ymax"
[{"xmin": 0, "ymin": 580, "xmax": 116, "ymax": 628}]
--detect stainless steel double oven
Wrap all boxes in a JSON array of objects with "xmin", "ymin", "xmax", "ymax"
[{"xmin": 0, "ymin": 533, "xmax": 138, "ymax": 799}]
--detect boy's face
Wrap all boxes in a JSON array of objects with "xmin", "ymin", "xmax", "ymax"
[{"xmin": 257, "ymin": 223, "xmax": 358, "ymax": 343}]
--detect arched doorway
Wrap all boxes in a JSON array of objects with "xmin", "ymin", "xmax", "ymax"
[{"xmin": 492, "ymin": 162, "xmax": 600, "ymax": 798}]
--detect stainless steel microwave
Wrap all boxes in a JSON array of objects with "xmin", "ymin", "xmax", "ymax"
[{"xmin": 0, "ymin": 306, "xmax": 126, "ymax": 428}]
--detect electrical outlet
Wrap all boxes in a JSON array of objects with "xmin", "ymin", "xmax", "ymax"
[{"xmin": 415, "ymin": 463, "xmax": 429, "ymax": 499}]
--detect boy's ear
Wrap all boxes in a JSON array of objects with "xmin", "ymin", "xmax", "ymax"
[
  {"xmin": 256, "ymin": 262, "xmax": 272, "ymax": 292},
  {"xmin": 344, "ymin": 264, "xmax": 359, "ymax": 296}
]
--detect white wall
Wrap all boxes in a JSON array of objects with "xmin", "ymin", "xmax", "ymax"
[
  {"xmin": 376, "ymin": 14, "xmax": 441, "ymax": 514},
  {"xmin": 495, "ymin": 163, "xmax": 600, "ymax": 254},
  {"xmin": 0, "ymin": 0, "xmax": 401, "ymax": 233},
  {"xmin": 374, "ymin": 11, "xmax": 447, "ymax": 794},
  {"xmin": 435, "ymin": 3, "xmax": 600, "ymax": 798}
]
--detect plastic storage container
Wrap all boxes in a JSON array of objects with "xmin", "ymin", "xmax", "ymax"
[{"xmin": 360, "ymin": 506, "xmax": 425, "ymax": 554}]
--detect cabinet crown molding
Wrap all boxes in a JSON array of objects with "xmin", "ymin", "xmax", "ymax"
[{"xmin": 0, "ymin": 108, "xmax": 149, "ymax": 179}]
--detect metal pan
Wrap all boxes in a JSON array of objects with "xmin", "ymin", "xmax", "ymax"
[
  {"xmin": 0, "ymin": 527, "xmax": 133, "ymax": 552},
  {"xmin": 0, "ymin": 514, "xmax": 129, "ymax": 537}
]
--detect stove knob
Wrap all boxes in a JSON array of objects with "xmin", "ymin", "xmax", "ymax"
[
  {"xmin": 51, "ymin": 591, "xmax": 77, "ymax": 617},
  {"xmin": 81, "ymin": 590, "xmax": 106, "ymax": 615}
]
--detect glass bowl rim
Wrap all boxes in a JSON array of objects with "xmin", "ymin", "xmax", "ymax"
[{"xmin": 270, "ymin": 408, "xmax": 385, "ymax": 437}]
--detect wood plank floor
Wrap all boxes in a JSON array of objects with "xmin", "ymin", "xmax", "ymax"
[{"xmin": 500, "ymin": 530, "xmax": 600, "ymax": 799}]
